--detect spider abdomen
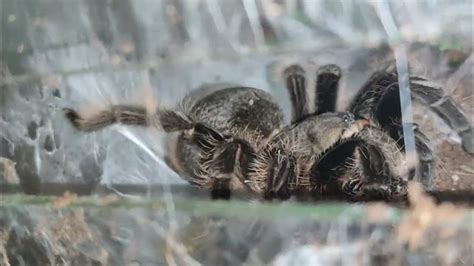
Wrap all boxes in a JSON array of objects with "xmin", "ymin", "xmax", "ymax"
[
  {"xmin": 168, "ymin": 86, "xmax": 285, "ymax": 191},
  {"xmin": 190, "ymin": 87, "xmax": 284, "ymax": 136}
]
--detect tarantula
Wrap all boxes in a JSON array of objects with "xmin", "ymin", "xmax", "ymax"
[{"xmin": 64, "ymin": 63, "xmax": 473, "ymax": 201}]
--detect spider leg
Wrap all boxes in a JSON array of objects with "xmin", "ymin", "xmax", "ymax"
[
  {"xmin": 370, "ymin": 120, "xmax": 435, "ymax": 187},
  {"xmin": 64, "ymin": 104, "xmax": 194, "ymax": 133},
  {"xmin": 314, "ymin": 64, "xmax": 342, "ymax": 115},
  {"xmin": 348, "ymin": 70, "xmax": 394, "ymax": 118},
  {"xmin": 283, "ymin": 65, "xmax": 310, "ymax": 123},
  {"xmin": 349, "ymin": 73, "xmax": 426, "ymax": 181},
  {"xmin": 410, "ymin": 76, "xmax": 473, "ymax": 154},
  {"xmin": 64, "ymin": 105, "xmax": 149, "ymax": 132},
  {"xmin": 263, "ymin": 154, "xmax": 296, "ymax": 200},
  {"xmin": 385, "ymin": 122, "xmax": 435, "ymax": 188},
  {"xmin": 412, "ymin": 127, "xmax": 435, "ymax": 188},
  {"xmin": 356, "ymin": 141, "xmax": 408, "ymax": 200},
  {"xmin": 208, "ymin": 140, "xmax": 252, "ymax": 200},
  {"xmin": 191, "ymin": 124, "xmax": 257, "ymax": 199},
  {"xmin": 349, "ymin": 71, "xmax": 473, "ymax": 154},
  {"xmin": 65, "ymin": 103, "xmax": 259, "ymax": 199},
  {"xmin": 211, "ymin": 179, "xmax": 231, "ymax": 200},
  {"xmin": 348, "ymin": 71, "xmax": 473, "ymax": 186}
]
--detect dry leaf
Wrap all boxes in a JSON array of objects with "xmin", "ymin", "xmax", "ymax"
[
  {"xmin": 53, "ymin": 191, "xmax": 78, "ymax": 209},
  {"xmin": 396, "ymin": 182, "xmax": 468, "ymax": 250}
]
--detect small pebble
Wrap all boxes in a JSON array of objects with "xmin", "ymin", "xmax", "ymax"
[
  {"xmin": 451, "ymin": 175, "xmax": 459, "ymax": 183},
  {"xmin": 8, "ymin": 15, "xmax": 16, "ymax": 22}
]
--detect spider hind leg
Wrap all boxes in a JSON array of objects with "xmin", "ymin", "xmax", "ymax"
[
  {"xmin": 64, "ymin": 104, "xmax": 197, "ymax": 133},
  {"xmin": 63, "ymin": 105, "xmax": 148, "ymax": 132}
]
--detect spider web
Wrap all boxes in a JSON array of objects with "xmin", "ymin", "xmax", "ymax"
[
  {"xmin": 376, "ymin": 0, "xmax": 420, "ymax": 181},
  {"xmin": 1, "ymin": 0, "xmax": 472, "ymax": 265}
]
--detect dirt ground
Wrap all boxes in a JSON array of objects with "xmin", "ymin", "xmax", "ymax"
[{"xmin": 409, "ymin": 47, "xmax": 473, "ymax": 191}]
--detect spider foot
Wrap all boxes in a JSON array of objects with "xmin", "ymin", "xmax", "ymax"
[
  {"xmin": 316, "ymin": 64, "xmax": 341, "ymax": 77},
  {"xmin": 63, "ymin": 108, "xmax": 82, "ymax": 129}
]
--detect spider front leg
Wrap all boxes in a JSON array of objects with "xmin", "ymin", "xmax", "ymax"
[
  {"xmin": 283, "ymin": 64, "xmax": 342, "ymax": 121},
  {"xmin": 314, "ymin": 64, "xmax": 342, "ymax": 115},
  {"xmin": 412, "ymin": 127, "xmax": 435, "ymax": 186},
  {"xmin": 350, "ymin": 71, "xmax": 473, "ymax": 154},
  {"xmin": 283, "ymin": 65, "xmax": 310, "ymax": 123},
  {"xmin": 385, "ymin": 124, "xmax": 436, "ymax": 187},
  {"xmin": 348, "ymin": 70, "xmax": 473, "ymax": 187},
  {"xmin": 410, "ymin": 76, "xmax": 474, "ymax": 154},
  {"xmin": 332, "ymin": 139, "xmax": 408, "ymax": 201},
  {"xmin": 354, "ymin": 141, "xmax": 408, "ymax": 200},
  {"xmin": 348, "ymin": 71, "xmax": 420, "ymax": 149}
]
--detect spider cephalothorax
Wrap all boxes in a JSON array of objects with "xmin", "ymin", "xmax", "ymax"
[{"xmin": 64, "ymin": 62, "xmax": 473, "ymax": 202}]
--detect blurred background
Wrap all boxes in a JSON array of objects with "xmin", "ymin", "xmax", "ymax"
[{"xmin": 1, "ymin": 0, "xmax": 473, "ymax": 265}]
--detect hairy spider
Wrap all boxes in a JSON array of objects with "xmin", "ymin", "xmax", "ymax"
[{"xmin": 64, "ymin": 63, "xmax": 473, "ymax": 201}]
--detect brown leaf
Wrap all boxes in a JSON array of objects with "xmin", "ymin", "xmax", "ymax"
[{"xmin": 53, "ymin": 191, "xmax": 78, "ymax": 209}]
